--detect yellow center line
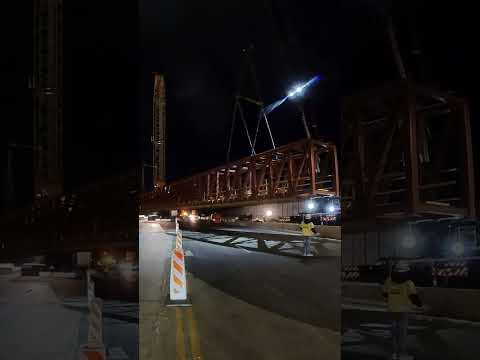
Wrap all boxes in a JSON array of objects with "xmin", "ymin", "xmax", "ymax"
[
  {"xmin": 175, "ymin": 308, "xmax": 187, "ymax": 360},
  {"xmin": 186, "ymin": 307, "xmax": 203, "ymax": 360}
]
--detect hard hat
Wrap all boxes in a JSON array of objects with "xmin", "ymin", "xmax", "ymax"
[
  {"xmin": 393, "ymin": 261, "xmax": 410, "ymax": 272},
  {"xmin": 305, "ymin": 214, "xmax": 312, "ymax": 220}
]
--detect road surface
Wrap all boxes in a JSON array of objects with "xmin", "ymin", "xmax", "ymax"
[
  {"xmin": 181, "ymin": 229, "xmax": 340, "ymax": 329},
  {"xmin": 0, "ymin": 271, "xmax": 138, "ymax": 359},
  {"xmin": 342, "ymin": 304, "xmax": 480, "ymax": 360},
  {"xmin": 140, "ymin": 220, "xmax": 341, "ymax": 359}
]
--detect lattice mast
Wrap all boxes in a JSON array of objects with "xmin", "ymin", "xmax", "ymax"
[{"xmin": 152, "ymin": 73, "xmax": 166, "ymax": 188}]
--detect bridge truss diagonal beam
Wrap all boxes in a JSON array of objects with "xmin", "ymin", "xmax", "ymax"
[{"xmin": 142, "ymin": 138, "xmax": 339, "ymax": 210}]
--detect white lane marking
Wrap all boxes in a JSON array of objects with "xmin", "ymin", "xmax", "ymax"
[
  {"xmin": 264, "ymin": 240, "xmax": 282, "ymax": 248},
  {"xmin": 234, "ymin": 245, "xmax": 251, "ymax": 253},
  {"xmin": 230, "ymin": 237, "xmax": 254, "ymax": 244},
  {"xmin": 205, "ymin": 236, "xmax": 233, "ymax": 244},
  {"xmin": 238, "ymin": 240, "xmax": 258, "ymax": 248},
  {"xmin": 278, "ymin": 243, "xmax": 294, "ymax": 250}
]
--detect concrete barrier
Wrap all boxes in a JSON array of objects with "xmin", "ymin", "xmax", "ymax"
[
  {"xmin": 342, "ymin": 281, "xmax": 480, "ymax": 321},
  {"xmin": 220, "ymin": 221, "xmax": 341, "ymax": 239}
]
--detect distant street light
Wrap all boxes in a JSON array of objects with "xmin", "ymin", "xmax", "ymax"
[
  {"xmin": 307, "ymin": 201, "xmax": 316, "ymax": 211},
  {"xmin": 265, "ymin": 209, "xmax": 273, "ymax": 218}
]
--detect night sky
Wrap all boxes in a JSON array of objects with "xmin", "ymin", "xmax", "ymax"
[
  {"xmin": 1, "ymin": 2, "xmax": 34, "ymax": 206},
  {"xmin": 63, "ymin": 1, "xmax": 139, "ymax": 189},
  {"xmin": 2, "ymin": 1, "xmax": 139, "ymax": 207},
  {"xmin": 2, "ymin": 1, "xmax": 478, "ymax": 206},
  {"xmin": 140, "ymin": 0, "xmax": 477, "ymax": 184}
]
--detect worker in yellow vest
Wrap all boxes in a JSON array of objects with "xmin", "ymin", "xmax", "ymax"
[
  {"xmin": 382, "ymin": 261, "xmax": 423, "ymax": 360},
  {"xmin": 299, "ymin": 214, "xmax": 316, "ymax": 256},
  {"xmin": 98, "ymin": 253, "xmax": 116, "ymax": 272}
]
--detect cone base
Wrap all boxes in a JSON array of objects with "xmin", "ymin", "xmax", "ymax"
[{"xmin": 165, "ymin": 295, "xmax": 192, "ymax": 307}]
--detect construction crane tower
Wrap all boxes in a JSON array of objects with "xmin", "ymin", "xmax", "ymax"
[{"xmin": 152, "ymin": 73, "xmax": 166, "ymax": 188}]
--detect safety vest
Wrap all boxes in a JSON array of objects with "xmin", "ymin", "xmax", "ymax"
[
  {"xmin": 382, "ymin": 277, "xmax": 417, "ymax": 312},
  {"xmin": 300, "ymin": 221, "xmax": 315, "ymax": 236}
]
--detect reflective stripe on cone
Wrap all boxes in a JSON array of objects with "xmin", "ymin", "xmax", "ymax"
[
  {"xmin": 170, "ymin": 248, "xmax": 187, "ymax": 301},
  {"xmin": 88, "ymin": 297, "xmax": 103, "ymax": 345},
  {"xmin": 78, "ymin": 344, "xmax": 106, "ymax": 360},
  {"xmin": 176, "ymin": 231, "xmax": 183, "ymax": 250}
]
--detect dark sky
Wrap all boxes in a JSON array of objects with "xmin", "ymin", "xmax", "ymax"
[
  {"xmin": 140, "ymin": 0, "xmax": 477, "ymax": 182},
  {"xmin": 63, "ymin": 1, "xmax": 139, "ymax": 188},
  {"xmin": 2, "ymin": 1, "xmax": 478, "ymax": 205},
  {"xmin": 1, "ymin": 2, "xmax": 34, "ymax": 206},
  {"xmin": 2, "ymin": 1, "xmax": 139, "ymax": 204}
]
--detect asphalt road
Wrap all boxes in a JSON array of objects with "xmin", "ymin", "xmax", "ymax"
[
  {"xmin": 139, "ymin": 220, "xmax": 341, "ymax": 359},
  {"xmin": 183, "ymin": 233, "xmax": 340, "ymax": 331},
  {"xmin": 155, "ymin": 220, "xmax": 340, "ymax": 331},
  {"xmin": 342, "ymin": 307, "xmax": 480, "ymax": 360},
  {"xmin": 0, "ymin": 272, "xmax": 138, "ymax": 359}
]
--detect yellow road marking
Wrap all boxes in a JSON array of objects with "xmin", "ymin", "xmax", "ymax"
[
  {"xmin": 175, "ymin": 308, "xmax": 186, "ymax": 360},
  {"xmin": 186, "ymin": 307, "xmax": 203, "ymax": 360}
]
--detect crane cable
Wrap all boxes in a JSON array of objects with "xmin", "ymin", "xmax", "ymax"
[
  {"xmin": 245, "ymin": 47, "xmax": 276, "ymax": 154},
  {"xmin": 227, "ymin": 46, "xmax": 277, "ymax": 162}
]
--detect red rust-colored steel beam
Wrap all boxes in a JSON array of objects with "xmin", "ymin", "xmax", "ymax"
[
  {"xmin": 342, "ymin": 82, "xmax": 475, "ymax": 221},
  {"xmin": 142, "ymin": 138, "xmax": 338, "ymax": 209}
]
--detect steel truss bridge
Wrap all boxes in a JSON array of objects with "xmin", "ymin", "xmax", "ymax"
[
  {"xmin": 142, "ymin": 82, "xmax": 476, "ymax": 224},
  {"xmin": 342, "ymin": 81, "xmax": 475, "ymax": 224},
  {"xmin": 141, "ymin": 138, "xmax": 339, "ymax": 212}
]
